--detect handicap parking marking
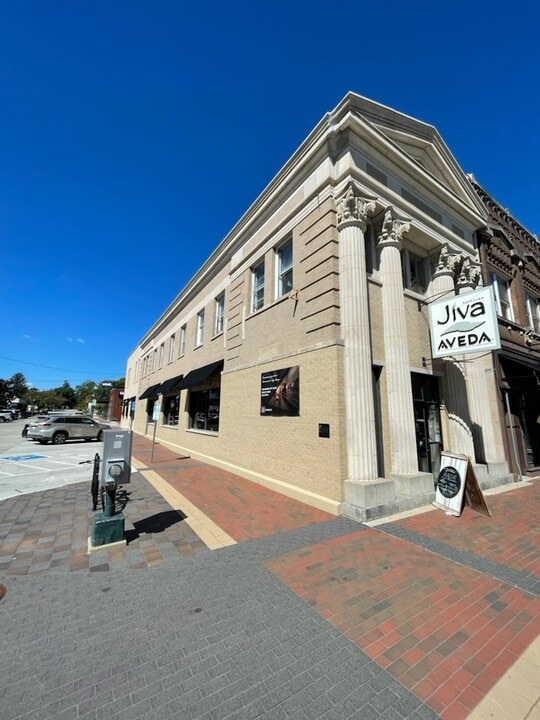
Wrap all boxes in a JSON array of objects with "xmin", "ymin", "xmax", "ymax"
[{"xmin": 2, "ymin": 454, "xmax": 48, "ymax": 462}]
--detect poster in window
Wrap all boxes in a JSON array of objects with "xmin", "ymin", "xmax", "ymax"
[{"xmin": 261, "ymin": 366, "xmax": 299, "ymax": 416}]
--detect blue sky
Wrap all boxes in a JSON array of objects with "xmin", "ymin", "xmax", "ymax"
[{"xmin": 1, "ymin": 0, "xmax": 539, "ymax": 390}]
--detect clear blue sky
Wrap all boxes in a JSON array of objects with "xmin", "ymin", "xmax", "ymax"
[{"xmin": 1, "ymin": 0, "xmax": 539, "ymax": 390}]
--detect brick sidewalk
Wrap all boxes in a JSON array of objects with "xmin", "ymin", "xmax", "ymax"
[{"xmin": 0, "ymin": 433, "xmax": 538, "ymax": 720}]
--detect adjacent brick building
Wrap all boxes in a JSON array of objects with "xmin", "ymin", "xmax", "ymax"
[{"xmin": 471, "ymin": 178, "xmax": 540, "ymax": 478}]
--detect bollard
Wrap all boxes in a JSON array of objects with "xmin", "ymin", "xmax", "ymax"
[{"xmin": 90, "ymin": 453, "xmax": 101, "ymax": 511}]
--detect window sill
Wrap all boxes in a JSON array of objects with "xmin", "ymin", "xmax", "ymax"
[
  {"xmin": 186, "ymin": 428, "xmax": 218, "ymax": 437},
  {"xmin": 162, "ymin": 424, "xmax": 179, "ymax": 429}
]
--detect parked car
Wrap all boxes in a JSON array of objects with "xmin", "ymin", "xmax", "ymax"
[
  {"xmin": 26, "ymin": 415, "xmax": 110, "ymax": 444},
  {"xmin": 1, "ymin": 408, "xmax": 18, "ymax": 420},
  {"xmin": 0, "ymin": 411, "xmax": 13, "ymax": 423}
]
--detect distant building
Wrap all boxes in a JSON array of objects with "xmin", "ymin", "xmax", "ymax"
[
  {"xmin": 106, "ymin": 388, "xmax": 124, "ymax": 422},
  {"xmin": 471, "ymin": 178, "xmax": 540, "ymax": 478},
  {"xmin": 123, "ymin": 93, "xmax": 513, "ymax": 520}
]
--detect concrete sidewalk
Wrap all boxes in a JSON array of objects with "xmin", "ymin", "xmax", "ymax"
[{"xmin": 0, "ymin": 433, "xmax": 538, "ymax": 720}]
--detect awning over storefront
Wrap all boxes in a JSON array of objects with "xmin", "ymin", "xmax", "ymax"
[
  {"xmin": 139, "ymin": 383, "xmax": 161, "ymax": 400},
  {"xmin": 177, "ymin": 360, "xmax": 223, "ymax": 390},
  {"xmin": 156, "ymin": 375, "xmax": 183, "ymax": 395}
]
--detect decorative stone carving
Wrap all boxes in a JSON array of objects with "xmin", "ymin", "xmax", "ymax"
[
  {"xmin": 378, "ymin": 208, "xmax": 411, "ymax": 247},
  {"xmin": 336, "ymin": 183, "xmax": 377, "ymax": 228},
  {"xmin": 433, "ymin": 242, "xmax": 459, "ymax": 276},
  {"xmin": 456, "ymin": 255, "xmax": 481, "ymax": 290}
]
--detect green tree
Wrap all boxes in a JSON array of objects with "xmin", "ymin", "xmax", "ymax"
[
  {"xmin": 9, "ymin": 373, "xmax": 29, "ymax": 399},
  {"xmin": 35, "ymin": 389, "xmax": 66, "ymax": 410},
  {"xmin": 0, "ymin": 379, "xmax": 14, "ymax": 407},
  {"xmin": 55, "ymin": 381, "xmax": 76, "ymax": 408}
]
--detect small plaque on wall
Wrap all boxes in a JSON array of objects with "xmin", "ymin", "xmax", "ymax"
[{"xmin": 318, "ymin": 423, "xmax": 330, "ymax": 438}]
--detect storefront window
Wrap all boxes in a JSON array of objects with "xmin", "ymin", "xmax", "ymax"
[
  {"xmin": 189, "ymin": 388, "xmax": 220, "ymax": 432},
  {"xmin": 163, "ymin": 394, "xmax": 180, "ymax": 426}
]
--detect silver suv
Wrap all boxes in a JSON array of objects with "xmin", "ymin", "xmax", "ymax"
[{"xmin": 27, "ymin": 415, "xmax": 110, "ymax": 444}]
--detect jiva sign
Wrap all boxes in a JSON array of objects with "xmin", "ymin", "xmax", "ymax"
[{"xmin": 429, "ymin": 286, "xmax": 501, "ymax": 359}]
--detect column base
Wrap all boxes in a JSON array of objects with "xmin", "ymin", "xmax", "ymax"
[
  {"xmin": 342, "ymin": 478, "xmax": 396, "ymax": 522},
  {"xmin": 391, "ymin": 472, "xmax": 435, "ymax": 498},
  {"xmin": 481, "ymin": 461, "xmax": 514, "ymax": 488}
]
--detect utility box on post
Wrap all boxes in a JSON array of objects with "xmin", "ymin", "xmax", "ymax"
[
  {"xmin": 100, "ymin": 429, "xmax": 132, "ymax": 486},
  {"xmin": 90, "ymin": 429, "xmax": 133, "ymax": 551}
]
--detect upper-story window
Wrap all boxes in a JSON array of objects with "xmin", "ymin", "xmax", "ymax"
[
  {"xmin": 215, "ymin": 294, "xmax": 225, "ymax": 335},
  {"xmin": 168, "ymin": 333, "xmax": 175, "ymax": 363},
  {"xmin": 179, "ymin": 324, "xmax": 186, "ymax": 356},
  {"xmin": 252, "ymin": 261, "xmax": 265, "ymax": 311},
  {"xmin": 196, "ymin": 310, "xmax": 205, "ymax": 346},
  {"xmin": 401, "ymin": 249, "xmax": 428, "ymax": 293},
  {"xmin": 276, "ymin": 240, "xmax": 293, "ymax": 298},
  {"xmin": 158, "ymin": 343, "xmax": 164, "ymax": 369},
  {"xmin": 526, "ymin": 294, "xmax": 540, "ymax": 333},
  {"xmin": 151, "ymin": 349, "xmax": 157, "ymax": 373},
  {"xmin": 490, "ymin": 272, "xmax": 514, "ymax": 321}
]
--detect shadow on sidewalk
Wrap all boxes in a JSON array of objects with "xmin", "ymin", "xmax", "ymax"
[{"xmin": 125, "ymin": 509, "xmax": 187, "ymax": 543}]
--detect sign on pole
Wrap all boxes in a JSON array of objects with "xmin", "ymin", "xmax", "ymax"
[{"xmin": 429, "ymin": 286, "xmax": 501, "ymax": 359}]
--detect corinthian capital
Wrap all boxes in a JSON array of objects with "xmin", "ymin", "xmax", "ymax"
[
  {"xmin": 433, "ymin": 242, "xmax": 459, "ymax": 277},
  {"xmin": 378, "ymin": 207, "xmax": 411, "ymax": 248},
  {"xmin": 456, "ymin": 255, "xmax": 481, "ymax": 290},
  {"xmin": 336, "ymin": 183, "xmax": 377, "ymax": 228}
]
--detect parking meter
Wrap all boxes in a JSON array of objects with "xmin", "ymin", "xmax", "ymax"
[{"xmin": 100, "ymin": 429, "xmax": 132, "ymax": 487}]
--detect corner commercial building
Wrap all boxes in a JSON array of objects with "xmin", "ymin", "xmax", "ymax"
[{"xmin": 123, "ymin": 93, "xmax": 513, "ymax": 520}]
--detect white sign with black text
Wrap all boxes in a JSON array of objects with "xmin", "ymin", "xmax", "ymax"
[{"xmin": 429, "ymin": 286, "xmax": 501, "ymax": 359}]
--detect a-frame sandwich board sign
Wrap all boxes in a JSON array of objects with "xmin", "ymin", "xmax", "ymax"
[{"xmin": 433, "ymin": 452, "xmax": 491, "ymax": 517}]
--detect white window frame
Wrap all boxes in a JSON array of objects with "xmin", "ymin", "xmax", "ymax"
[
  {"xmin": 276, "ymin": 240, "xmax": 293, "ymax": 299},
  {"xmin": 168, "ymin": 333, "xmax": 175, "ymax": 363},
  {"xmin": 196, "ymin": 310, "xmax": 205, "ymax": 346},
  {"xmin": 401, "ymin": 249, "xmax": 428, "ymax": 293},
  {"xmin": 215, "ymin": 294, "xmax": 225, "ymax": 335},
  {"xmin": 158, "ymin": 343, "xmax": 164, "ymax": 369},
  {"xmin": 252, "ymin": 261, "xmax": 265, "ymax": 312},
  {"xmin": 490, "ymin": 272, "xmax": 514, "ymax": 321},
  {"xmin": 179, "ymin": 325, "xmax": 186, "ymax": 356},
  {"xmin": 526, "ymin": 294, "xmax": 540, "ymax": 333}
]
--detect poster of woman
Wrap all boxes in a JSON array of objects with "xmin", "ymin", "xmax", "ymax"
[{"xmin": 260, "ymin": 366, "xmax": 299, "ymax": 416}]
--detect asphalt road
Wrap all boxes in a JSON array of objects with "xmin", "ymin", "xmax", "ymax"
[{"xmin": 0, "ymin": 418, "xmax": 107, "ymax": 501}]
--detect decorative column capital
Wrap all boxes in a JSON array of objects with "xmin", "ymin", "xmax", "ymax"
[
  {"xmin": 456, "ymin": 255, "xmax": 482, "ymax": 291},
  {"xmin": 336, "ymin": 182, "xmax": 377, "ymax": 229},
  {"xmin": 377, "ymin": 207, "xmax": 410, "ymax": 249},
  {"xmin": 433, "ymin": 242, "xmax": 459, "ymax": 279}
]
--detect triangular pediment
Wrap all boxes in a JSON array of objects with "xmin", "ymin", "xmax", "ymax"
[{"xmin": 344, "ymin": 93, "xmax": 484, "ymax": 215}]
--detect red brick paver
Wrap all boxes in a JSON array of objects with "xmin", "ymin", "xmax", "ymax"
[
  {"xmin": 265, "ymin": 525, "xmax": 540, "ymax": 720},
  {"xmin": 132, "ymin": 435, "xmax": 334, "ymax": 541},
  {"xmin": 391, "ymin": 480, "xmax": 540, "ymax": 577}
]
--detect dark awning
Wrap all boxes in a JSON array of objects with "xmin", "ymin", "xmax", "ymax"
[
  {"xmin": 139, "ymin": 383, "xmax": 161, "ymax": 400},
  {"xmin": 156, "ymin": 375, "xmax": 183, "ymax": 395},
  {"xmin": 177, "ymin": 361, "xmax": 223, "ymax": 390}
]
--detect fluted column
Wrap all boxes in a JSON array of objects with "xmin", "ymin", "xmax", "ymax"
[
  {"xmin": 457, "ymin": 257, "xmax": 505, "ymax": 464},
  {"xmin": 431, "ymin": 246, "xmax": 476, "ymax": 460},
  {"xmin": 336, "ymin": 183, "xmax": 379, "ymax": 482},
  {"xmin": 378, "ymin": 208, "xmax": 417, "ymax": 474}
]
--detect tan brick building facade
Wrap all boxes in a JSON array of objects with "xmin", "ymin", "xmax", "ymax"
[{"xmin": 123, "ymin": 94, "xmax": 513, "ymax": 520}]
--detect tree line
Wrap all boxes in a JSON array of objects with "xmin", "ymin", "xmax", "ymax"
[{"xmin": 0, "ymin": 372, "xmax": 125, "ymax": 412}]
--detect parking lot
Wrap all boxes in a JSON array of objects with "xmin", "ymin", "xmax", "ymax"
[{"xmin": 0, "ymin": 418, "xmax": 108, "ymax": 501}]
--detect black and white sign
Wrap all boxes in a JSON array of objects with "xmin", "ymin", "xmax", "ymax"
[{"xmin": 429, "ymin": 286, "xmax": 501, "ymax": 358}]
